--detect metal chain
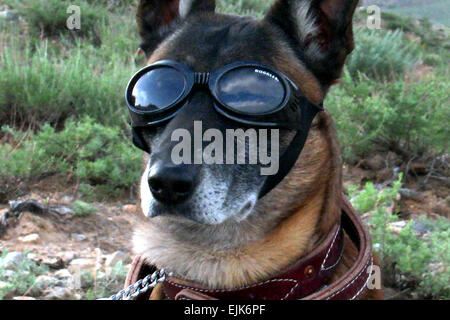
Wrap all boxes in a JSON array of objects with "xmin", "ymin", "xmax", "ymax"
[{"xmin": 104, "ymin": 268, "xmax": 170, "ymax": 300}]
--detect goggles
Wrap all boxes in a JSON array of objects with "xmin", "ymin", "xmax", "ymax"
[
  {"xmin": 126, "ymin": 60, "xmax": 323, "ymax": 131},
  {"xmin": 125, "ymin": 60, "xmax": 324, "ymax": 198}
]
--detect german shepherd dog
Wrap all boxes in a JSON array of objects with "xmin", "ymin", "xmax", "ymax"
[{"xmin": 129, "ymin": 0, "xmax": 383, "ymax": 300}]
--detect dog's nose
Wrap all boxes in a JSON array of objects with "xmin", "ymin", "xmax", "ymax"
[{"xmin": 148, "ymin": 163, "xmax": 196, "ymax": 204}]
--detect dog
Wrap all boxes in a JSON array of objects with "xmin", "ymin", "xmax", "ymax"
[{"xmin": 126, "ymin": 0, "xmax": 384, "ymax": 300}]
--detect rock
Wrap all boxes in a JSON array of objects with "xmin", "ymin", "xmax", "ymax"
[
  {"xmin": 61, "ymin": 196, "xmax": 74, "ymax": 203},
  {"xmin": 54, "ymin": 269, "xmax": 72, "ymax": 279},
  {"xmin": 69, "ymin": 258, "xmax": 96, "ymax": 271},
  {"xmin": 27, "ymin": 252, "xmax": 38, "ymax": 261},
  {"xmin": 54, "ymin": 206, "xmax": 74, "ymax": 216},
  {"xmin": 73, "ymin": 234, "xmax": 87, "ymax": 242},
  {"xmin": 122, "ymin": 204, "xmax": 137, "ymax": 213},
  {"xmin": 13, "ymin": 296, "xmax": 36, "ymax": 300},
  {"xmin": 57, "ymin": 251, "xmax": 77, "ymax": 263},
  {"xmin": 399, "ymin": 188, "xmax": 424, "ymax": 202},
  {"xmin": 387, "ymin": 221, "xmax": 407, "ymax": 234},
  {"xmin": 41, "ymin": 256, "xmax": 65, "ymax": 270},
  {"xmin": 18, "ymin": 233, "xmax": 40, "ymax": 243},
  {"xmin": 2, "ymin": 252, "xmax": 24, "ymax": 270},
  {"xmin": 35, "ymin": 275, "xmax": 61, "ymax": 292},
  {"xmin": 105, "ymin": 251, "xmax": 130, "ymax": 267},
  {"xmin": 44, "ymin": 287, "xmax": 73, "ymax": 300}
]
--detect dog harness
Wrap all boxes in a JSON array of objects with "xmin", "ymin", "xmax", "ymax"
[{"xmin": 118, "ymin": 197, "xmax": 375, "ymax": 300}]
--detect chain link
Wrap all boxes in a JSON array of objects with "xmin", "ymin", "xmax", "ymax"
[{"xmin": 104, "ymin": 268, "xmax": 170, "ymax": 300}]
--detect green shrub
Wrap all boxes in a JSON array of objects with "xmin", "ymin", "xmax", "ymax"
[
  {"xmin": 3, "ymin": 0, "xmax": 106, "ymax": 38},
  {"xmin": 348, "ymin": 175, "xmax": 450, "ymax": 299},
  {"xmin": 72, "ymin": 200, "xmax": 97, "ymax": 217},
  {"xmin": 0, "ymin": 250, "xmax": 49, "ymax": 299},
  {"xmin": 347, "ymin": 28, "xmax": 421, "ymax": 81},
  {"xmin": 423, "ymin": 53, "xmax": 443, "ymax": 67},
  {"xmin": 0, "ymin": 117, "xmax": 142, "ymax": 200},
  {"xmin": 326, "ymin": 71, "xmax": 449, "ymax": 161}
]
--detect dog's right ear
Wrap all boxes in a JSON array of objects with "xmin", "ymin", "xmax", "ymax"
[
  {"xmin": 137, "ymin": 0, "xmax": 216, "ymax": 56},
  {"xmin": 266, "ymin": 0, "xmax": 359, "ymax": 86}
]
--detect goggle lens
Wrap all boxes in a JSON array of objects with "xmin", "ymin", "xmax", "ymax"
[
  {"xmin": 130, "ymin": 67, "xmax": 186, "ymax": 111},
  {"xmin": 216, "ymin": 67, "xmax": 285, "ymax": 115}
]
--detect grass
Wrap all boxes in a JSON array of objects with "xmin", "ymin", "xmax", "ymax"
[
  {"xmin": 348, "ymin": 176, "xmax": 450, "ymax": 299},
  {"xmin": 0, "ymin": 249, "xmax": 128, "ymax": 300},
  {"xmin": 346, "ymin": 27, "xmax": 421, "ymax": 81},
  {"xmin": 0, "ymin": 250, "xmax": 49, "ymax": 299},
  {"xmin": 78, "ymin": 261, "xmax": 127, "ymax": 300}
]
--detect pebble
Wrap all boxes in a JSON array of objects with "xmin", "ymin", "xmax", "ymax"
[
  {"xmin": 13, "ymin": 296, "xmax": 36, "ymax": 300},
  {"xmin": 55, "ymin": 206, "xmax": 74, "ymax": 215},
  {"xmin": 54, "ymin": 269, "xmax": 72, "ymax": 279},
  {"xmin": 35, "ymin": 275, "xmax": 61, "ymax": 292},
  {"xmin": 61, "ymin": 195, "xmax": 74, "ymax": 203},
  {"xmin": 18, "ymin": 233, "xmax": 40, "ymax": 243},
  {"xmin": 44, "ymin": 287, "xmax": 73, "ymax": 300},
  {"xmin": 41, "ymin": 256, "xmax": 65, "ymax": 269},
  {"xmin": 73, "ymin": 234, "xmax": 87, "ymax": 242},
  {"xmin": 388, "ymin": 221, "xmax": 407, "ymax": 234},
  {"xmin": 122, "ymin": 204, "xmax": 137, "ymax": 213},
  {"xmin": 69, "ymin": 258, "xmax": 96, "ymax": 271}
]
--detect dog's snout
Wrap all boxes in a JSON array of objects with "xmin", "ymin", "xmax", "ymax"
[{"xmin": 148, "ymin": 162, "xmax": 197, "ymax": 205}]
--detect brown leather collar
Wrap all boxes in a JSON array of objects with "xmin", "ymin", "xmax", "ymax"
[{"xmin": 125, "ymin": 197, "xmax": 373, "ymax": 300}]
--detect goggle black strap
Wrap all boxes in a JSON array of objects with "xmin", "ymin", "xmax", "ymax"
[
  {"xmin": 258, "ymin": 104, "xmax": 322, "ymax": 199},
  {"xmin": 258, "ymin": 129, "xmax": 307, "ymax": 198},
  {"xmin": 132, "ymin": 127, "xmax": 150, "ymax": 153}
]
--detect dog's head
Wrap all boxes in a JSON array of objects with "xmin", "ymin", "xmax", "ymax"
[{"xmin": 134, "ymin": 0, "xmax": 358, "ymax": 227}]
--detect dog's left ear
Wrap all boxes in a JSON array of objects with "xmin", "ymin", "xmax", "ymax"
[
  {"xmin": 137, "ymin": 0, "xmax": 216, "ymax": 55},
  {"xmin": 266, "ymin": 0, "xmax": 359, "ymax": 86}
]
